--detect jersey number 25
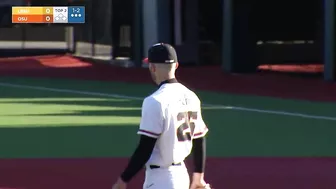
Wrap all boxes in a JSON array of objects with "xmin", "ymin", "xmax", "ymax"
[{"xmin": 176, "ymin": 111, "xmax": 197, "ymax": 142}]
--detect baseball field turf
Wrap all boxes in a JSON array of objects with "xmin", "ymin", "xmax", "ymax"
[{"xmin": 0, "ymin": 56, "xmax": 335, "ymax": 189}]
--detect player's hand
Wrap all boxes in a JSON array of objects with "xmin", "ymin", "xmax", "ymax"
[
  {"xmin": 112, "ymin": 177, "xmax": 127, "ymax": 189},
  {"xmin": 190, "ymin": 182, "xmax": 211, "ymax": 189},
  {"xmin": 190, "ymin": 173, "xmax": 211, "ymax": 189}
]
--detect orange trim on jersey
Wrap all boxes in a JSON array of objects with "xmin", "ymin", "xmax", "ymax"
[
  {"xmin": 138, "ymin": 129, "xmax": 160, "ymax": 136},
  {"xmin": 194, "ymin": 132, "xmax": 204, "ymax": 137},
  {"xmin": 194, "ymin": 127, "xmax": 209, "ymax": 137}
]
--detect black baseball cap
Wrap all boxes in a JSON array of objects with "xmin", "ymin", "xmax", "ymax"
[{"xmin": 143, "ymin": 43, "xmax": 178, "ymax": 64}]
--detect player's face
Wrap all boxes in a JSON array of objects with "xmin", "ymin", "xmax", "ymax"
[{"xmin": 148, "ymin": 63, "xmax": 157, "ymax": 83}]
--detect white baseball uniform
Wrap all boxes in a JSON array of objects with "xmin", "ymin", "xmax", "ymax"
[{"xmin": 137, "ymin": 82, "xmax": 209, "ymax": 189}]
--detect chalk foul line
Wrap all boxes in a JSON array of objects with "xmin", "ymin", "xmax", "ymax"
[{"xmin": 0, "ymin": 82, "xmax": 335, "ymax": 121}]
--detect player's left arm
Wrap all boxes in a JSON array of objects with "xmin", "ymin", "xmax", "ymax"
[
  {"xmin": 192, "ymin": 99, "xmax": 208, "ymax": 139},
  {"xmin": 116, "ymin": 98, "xmax": 163, "ymax": 185},
  {"xmin": 190, "ymin": 101, "xmax": 210, "ymax": 188}
]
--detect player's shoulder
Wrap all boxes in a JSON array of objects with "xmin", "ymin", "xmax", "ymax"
[
  {"xmin": 183, "ymin": 85, "xmax": 201, "ymax": 103},
  {"xmin": 142, "ymin": 95, "xmax": 162, "ymax": 110},
  {"xmin": 149, "ymin": 84, "xmax": 176, "ymax": 102}
]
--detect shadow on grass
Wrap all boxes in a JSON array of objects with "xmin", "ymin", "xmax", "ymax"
[
  {"xmin": 0, "ymin": 86, "xmax": 221, "ymax": 158},
  {"xmin": 1, "ymin": 98, "xmax": 142, "ymax": 117},
  {"xmin": 0, "ymin": 124, "xmax": 140, "ymax": 158},
  {"xmin": 0, "ymin": 85, "xmax": 147, "ymax": 158},
  {"xmin": 0, "ymin": 99, "xmax": 141, "ymax": 108},
  {"xmin": 3, "ymin": 109, "xmax": 140, "ymax": 117}
]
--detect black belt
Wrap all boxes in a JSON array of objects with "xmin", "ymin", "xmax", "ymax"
[{"xmin": 149, "ymin": 162, "xmax": 182, "ymax": 169}]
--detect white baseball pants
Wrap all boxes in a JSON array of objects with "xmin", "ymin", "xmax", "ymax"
[{"xmin": 143, "ymin": 163, "xmax": 190, "ymax": 189}]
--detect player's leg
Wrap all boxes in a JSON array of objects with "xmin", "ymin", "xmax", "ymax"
[
  {"xmin": 143, "ymin": 165, "xmax": 190, "ymax": 189},
  {"xmin": 171, "ymin": 166, "xmax": 190, "ymax": 189},
  {"xmin": 143, "ymin": 169, "xmax": 172, "ymax": 189},
  {"xmin": 143, "ymin": 169, "xmax": 161, "ymax": 189}
]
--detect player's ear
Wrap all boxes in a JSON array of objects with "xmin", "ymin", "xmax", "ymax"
[
  {"xmin": 149, "ymin": 63, "xmax": 156, "ymax": 72},
  {"xmin": 175, "ymin": 62, "xmax": 179, "ymax": 69}
]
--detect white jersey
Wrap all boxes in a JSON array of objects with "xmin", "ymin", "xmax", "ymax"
[{"xmin": 137, "ymin": 82, "xmax": 208, "ymax": 167}]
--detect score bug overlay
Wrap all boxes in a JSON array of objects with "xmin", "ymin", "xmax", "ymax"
[{"xmin": 12, "ymin": 6, "xmax": 85, "ymax": 24}]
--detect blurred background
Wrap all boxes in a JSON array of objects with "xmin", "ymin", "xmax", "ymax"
[{"xmin": 0, "ymin": 0, "xmax": 330, "ymax": 78}]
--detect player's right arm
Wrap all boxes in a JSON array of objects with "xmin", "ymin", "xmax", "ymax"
[
  {"xmin": 117, "ymin": 97, "xmax": 163, "ymax": 184},
  {"xmin": 137, "ymin": 97, "xmax": 164, "ymax": 138}
]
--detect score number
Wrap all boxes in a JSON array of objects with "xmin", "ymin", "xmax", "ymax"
[
  {"xmin": 45, "ymin": 16, "xmax": 51, "ymax": 22},
  {"xmin": 44, "ymin": 8, "xmax": 52, "ymax": 22}
]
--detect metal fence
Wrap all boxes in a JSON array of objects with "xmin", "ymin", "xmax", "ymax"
[
  {"xmin": 0, "ymin": 0, "xmax": 139, "ymax": 64},
  {"xmin": 0, "ymin": 0, "xmax": 72, "ymax": 57},
  {"xmin": 0, "ymin": 0, "xmax": 324, "ymax": 69}
]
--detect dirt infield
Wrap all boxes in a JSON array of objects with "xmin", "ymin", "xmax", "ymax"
[
  {"xmin": 0, "ymin": 55, "xmax": 336, "ymax": 189},
  {"xmin": 0, "ymin": 158, "xmax": 335, "ymax": 189}
]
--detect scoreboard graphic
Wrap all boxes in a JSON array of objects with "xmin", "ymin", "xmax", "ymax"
[{"xmin": 12, "ymin": 6, "xmax": 85, "ymax": 24}]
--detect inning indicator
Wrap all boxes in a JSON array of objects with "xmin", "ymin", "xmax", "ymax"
[
  {"xmin": 53, "ymin": 7, "xmax": 68, "ymax": 23},
  {"xmin": 12, "ymin": 6, "xmax": 85, "ymax": 24}
]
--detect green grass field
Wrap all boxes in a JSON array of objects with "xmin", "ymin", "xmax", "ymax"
[{"xmin": 1, "ymin": 77, "xmax": 336, "ymax": 158}]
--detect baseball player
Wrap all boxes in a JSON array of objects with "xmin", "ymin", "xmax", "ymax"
[{"xmin": 112, "ymin": 43, "xmax": 210, "ymax": 189}]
